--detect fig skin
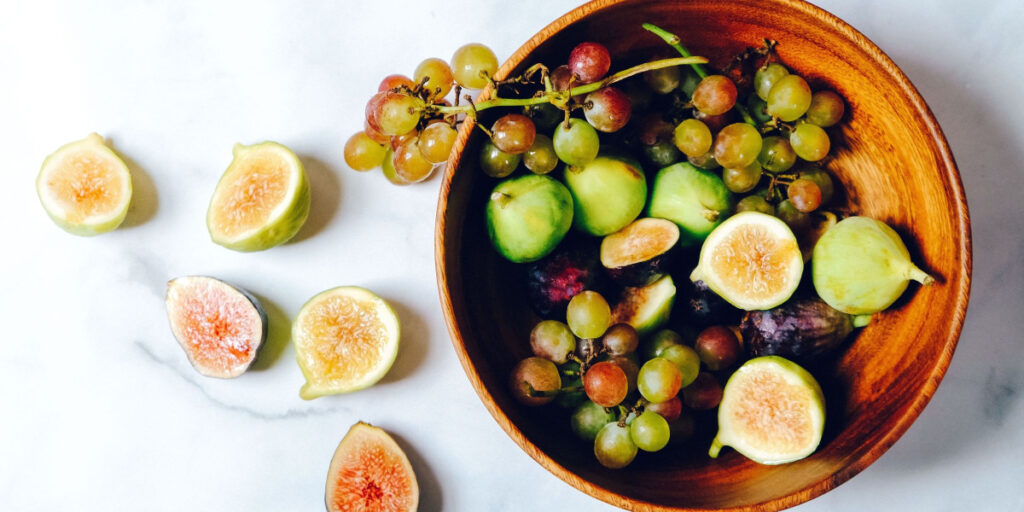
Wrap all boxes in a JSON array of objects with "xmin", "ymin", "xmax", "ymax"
[
  {"xmin": 605, "ymin": 241, "xmax": 678, "ymax": 287},
  {"xmin": 525, "ymin": 237, "xmax": 606, "ymax": 319},
  {"xmin": 679, "ymin": 280, "xmax": 743, "ymax": 329},
  {"xmin": 741, "ymin": 298, "xmax": 854, "ymax": 367}
]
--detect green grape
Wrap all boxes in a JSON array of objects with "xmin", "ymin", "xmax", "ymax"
[
  {"xmin": 343, "ymin": 131, "xmax": 387, "ymax": 171},
  {"xmin": 526, "ymin": 102, "xmax": 562, "ymax": 132},
  {"xmin": 658, "ymin": 344, "xmax": 700, "ymax": 388},
  {"xmin": 746, "ymin": 94, "xmax": 772, "ymax": 124},
  {"xmin": 767, "ymin": 74, "xmax": 812, "ymax": 122},
  {"xmin": 479, "ymin": 140, "xmax": 520, "ymax": 178},
  {"xmin": 776, "ymin": 199, "xmax": 811, "ymax": 234},
  {"xmin": 736, "ymin": 195, "xmax": 775, "ymax": 215},
  {"xmin": 451, "ymin": 43, "xmax": 498, "ymax": 89},
  {"xmin": 417, "ymin": 122, "xmax": 458, "ymax": 164},
  {"xmin": 566, "ymin": 290, "xmax": 611, "ymax": 339},
  {"xmin": 758, "ymin": 135, "xmax": 797, "ymax": 173},
  {"xmin": 509, "ymin": 356, "xmax": 561, "ymax": 407},
  {"xmin": 413, "ymin": 57, "xmax": 454, "ymax": 99},
  {"xmin": 630, "ymin": 410, "xmax": 671, "ymax": 452},
  {"xmin": 805, "ymin": 90, "xmax": 845, "ymax": 127},
  {"xmin": 787, "ymin": 178, "xmax": 822, "ymax": 212},
  {"xmin": 687, "ymin": 150, "xmax": 720, "ymax": 170},
  {"xmin": 374, "ymin": 92, "xmax": 423, "ymax": 136},
  {"xmin": 571, "ymin": 401, "xmax": 616, "ymax": 441},
  {"xmin": 594, "ymin": 423, "xmax": 638, "ymax": 469},
  {"xmin": 790, "ymin": 123, "xmax": 831, "ymax": 161},
  {"xmin": 523, "ymin": 134, "xmax": 559, "ymax": 174},
  {"xmin": 673, "ymin": 118, "xmax": 713, "ymax": 158},
  {"xmin": 755, "ymin": 63, "xmax": 789, "ymax": 100},
  {"xmin": 637, "ymin": 357, "xmax": 683, "ymax": 404},
  {"xmin": 530, "ymin": 320, "xmax": 576, "ymax": 364},
  {"xmin": 797, "ymin": 166, "xmax": 835, "ymax": 204},
  {"xmin": 643, "ymin": 140, "xmax": 682, "ymax": 168},
  {"xmin": 643, "ymin": 65, "xmax": 682, "ymax": 94},
  {"xmin": 553, "ymin": 118, "xmax": 600, "ymax": 167},
  {"xmin": 713, "ymin": 123, "xmax": 763, "ymax": 169},
  {"xmin": 723, "ymin": 161, "xmax": 763, "ymax": 193},
  {"xmin": 642, "ymin": 329, "xmax": 683, "ymax": 360}
]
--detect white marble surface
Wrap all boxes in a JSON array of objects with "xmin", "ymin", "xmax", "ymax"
[{"xmin": 1, "ymin": 0, "xmax": 1022, "ymax": 510}]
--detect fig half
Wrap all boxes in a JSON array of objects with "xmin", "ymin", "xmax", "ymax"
[
  {"xmin": 326, "ymin": 422, "xmax": 418, "ymax": 512},
  {"xmin": 610, "ymin": 274, "xmax": 677, "ymax": 337},
  {"xmin": 600, "ymin": 217, "xmax": 680, "ymax": 287}
]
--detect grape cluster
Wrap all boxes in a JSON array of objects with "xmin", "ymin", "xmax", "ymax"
[
  {"xmin": 344, "ymin": 43, "xmax": 500, "ymax": 184},
  {"xmin": 510, "ymin": 288, "xmax": 744, "ymax": 469}
]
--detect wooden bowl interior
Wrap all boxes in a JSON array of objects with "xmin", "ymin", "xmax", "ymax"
[{"xmin": 436, "ymin": 0, "xmax": 970, "ymax": 510}]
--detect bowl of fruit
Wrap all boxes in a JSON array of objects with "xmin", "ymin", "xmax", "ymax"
[{"xmin": 433, "ymin": 0, "xmax": 971, "ymax": 509}]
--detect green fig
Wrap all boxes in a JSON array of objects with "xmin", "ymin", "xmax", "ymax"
[
  {"xmin": 647, "ymin": 162, "xmax": 733, "ymax": 246},
  {"xmin": 812, "ymin": 216, "xmax": 934, "ymax": 315},
  {"xmin": 563, "ymin": 156, "xmax": 647, "ymax": 236},
  {"xmin": 486, "ymin": 174, "xmax": 573, "ymax": 263}
]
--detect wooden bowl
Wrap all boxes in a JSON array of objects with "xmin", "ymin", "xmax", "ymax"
[{"xmin": 435, "ymin": 0, "xmax": 971, "ymax": 509}]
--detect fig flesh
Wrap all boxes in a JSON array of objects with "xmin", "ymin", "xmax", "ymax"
[
  {"xmin": 610, "ymin": 275, "xmax": 677, "ymax": 337},
  {"xmin": 742, "ymin": 298, "xmax": 855, "ymax": 367},
  {"xmin": 326, "ymin": 422, "xmax": 418, "ymax": 512},
  {"xmin": 600, "ymin": 217, "xmax": 680, "ymax": 286}
]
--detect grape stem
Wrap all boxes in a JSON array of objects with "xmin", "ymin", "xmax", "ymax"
[
  {"xmin": 434, "ymin": 56, "xmax": 708, "ymax": 116},
  {"xmin": 642, "ymin": 23, "xmax": 758, "ymax": 126}
]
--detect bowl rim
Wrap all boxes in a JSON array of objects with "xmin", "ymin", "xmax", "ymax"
[{"xmin": 434, "ymin": 0, "xmax": 973, "ymax": 509}]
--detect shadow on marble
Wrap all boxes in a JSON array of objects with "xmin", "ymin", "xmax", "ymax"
[
  {"xmin": 249, "ymin": 293, "xmax": 292, "ymax": 372},
  {"xmin": 864, "ymin": 52, "xmax": 1024, "ymax": 472},
  {"xmin": 291, "ymin": 155, "xmax": 341, "ymax": 244},
  {"xmin": 118, "ymin": 152, "xmax": 159, "ymax": 228},
  {"xmin": 378, "ymin": 296, "xmax": 430, "ymax": 384},
  {"xmin": 390, "ymin": 431, "xmax": 443, "ymax": 510}
]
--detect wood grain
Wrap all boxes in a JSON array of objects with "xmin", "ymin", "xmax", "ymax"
[{"xmin": 434, "ymin": 0, "xmax": 972, "ymax": 510}]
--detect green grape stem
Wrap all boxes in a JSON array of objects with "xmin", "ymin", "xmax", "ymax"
[
  {"xmin": 642, "ymin": 23, "xmax": 757, "ymax": 126},
  {"xmin": 434, "ymin": 56, "xmax": 708, "ymax": 117}
]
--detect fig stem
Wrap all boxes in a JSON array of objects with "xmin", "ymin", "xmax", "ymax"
[
  {"xmin": 908, "ymin": 265, "xmax": 935, "ymax": 286},
  {"xmin": 434, "ymin": 56, "xmax": 708, "ymax": 115},
  {"xmin": 642, "ymin": 22, "xmax": 757, "ymax": 126},
  {"xmin": 852, "ymin": 314, "xmax": 872, "ymax": 328},
  {"xmin": 708, "ymin": 436, "xmax": 724, "ymax": 458}
]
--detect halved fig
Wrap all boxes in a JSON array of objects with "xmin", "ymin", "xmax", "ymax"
[
  {"xmin": 326, "ymin": 422, "xmax": 418, "ymax": 512},
  {"xmin": 600, "ymin": 217, "xmax": 680, "ymax": 286},
  {"xmin": 610, "ymin": 275, "xmax": 677, "ymax": 337},
  {"xmin": 165, "ymin": 276, "xmax": 267, "ymax": 378}
]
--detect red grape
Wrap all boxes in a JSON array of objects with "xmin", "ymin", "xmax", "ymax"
[
  {"xmin": 491, "ymin": 113, "xmax": 536, "ymax": 154},
  {"xmin": 550, "ymin": 64, "xmax": 574, "ymax": 91},
  {"xmin": 692, "ymin": 75, "xmax": 738, "ymax": 116},
  {"xmin": 602, "ymin": 323, "xmax": 639, "ymax": 356},
  {"xmin": 646, "ymin": 396, "xmax": 682, "ymax": 423},
  {"xmin": 695, "ymin": 326, "xmax": 741, "ymax": 371},
  {"xmin": 509, "ymin": 357, "xmax": 562, "ymax": 406},
  {"xmin": 583, "ymin": 87, "xmax": 631, "ymax": 133},
  {"xmin": 378, "ymin": 74, "xmax": 415, "ymax": 92},
  {"xmin": 682, "ymin": 372, "xmax": 723, "ymax": 410},
  {"xmin": 788, "ymin": 178, "xmax": 823, "ymax": 212},
  {"xmin": 583, "ymin": 361, "xmax": 629, "ymax": 407},
  {"xmin": 568, "ymin": 41, "xmax": 611, "ymax": 83}
]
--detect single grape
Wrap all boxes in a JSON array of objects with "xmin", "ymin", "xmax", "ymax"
[
  {"xmin": 392, "ymin": 137, "xmax": 434, "ymax": 183},
  {"xmin": 363, "ymin": 118, "xmax": 390, "ymax": 145},
  {"xmin": 687, "ymin": 150, "xmax": 721, "ymax": 170},
  {"xmin": 417, "ymin": 122, "xmax": 458, "ymax": 164},
  {"xmin": 413, "ymin": 57, "xmax": 455, "ymax": 99},
  {"xmin": 378, "ymin": 74, "xmax": 416, "ymax": 93},
  {"xmin": 594, "ymin": 423, "xmax": 638, "ymax": 469},
  {"xmin": 754, "ymin": 63, "xmax": 789, "ymax": 100},
  {"xmin": 389, "ymin": 130, "xmax": 417, "ymax": 151},
  {"xmin": 658, "ymin": 344, "xmax": 700, "ymax": 388},
  {"xmin": 694, "ymin": 110, "xmax": 732, "ymax": 133},
  {"xmin": 692, "ymin": 75, "xmax": 738, "ymax": 116},
  {"xmin": 630, "ymin": 410, "xmax": 671, "ymax": 452},
  {"xmin": 638, "ymin": 113, "xmax": 673, "ymax": 145},
  {"xmin": 646, "ymin": 396, "xmax": 682, "ymax": 423},
  {"xmin": 736, "ymin": 195, "xmax": 775, "ymax": 215},
  {"xmin": 805, "ymin": 90, "xmax": 845, "ymax": 127},
  {"xmin": 523, "ymin": 134, "xmax": 559, "ymax": 174},
  {"xmin": 553, "ymin": 118, "xmax": 600, "ymax": 167},
  {"xmin": 643, "ymin": 65, "xmax": 682, "ymax": 94},
  {"xmin": 530, "ymin": 320, "xmax": 576, "ymax": 364},
  {"xmin": 643, "ymin": 140, "xmax": 682, "ymax": 168},
  {"xmin": 566, "ymin": 290, "xmax": 611, "ymax": 339},
  {"xmin": 790, "ymin": 122, "xmax": 830, "ymax": 161},
  {"xmin": 608, "ymin": 355, "xmax": 639, "ymax": 394},
  {"xmin": 776, "ymin": 199, "xmax": 811, "ymax": 234},
  {"xmin": 642, "ymin": 329, "xmax": 683, "ymax": 360},
  {"xmin": 682, "ymin": 372, "xmax": 723, "ymax": 410},
  {"xmin": 550, "ymin": 64, "xmax": 574, "ymax": 91},
  {"xmin": 509, "ymin": 356, "xmax": 561, "ymax": 406},
  {"xmin": 491, "ymin": 113, "xmax": 537, "ymax": 154},
  {"xmin": 695, "ymin": 326, "xmax": 741, "ymax": 371},
  {"xmin": 668, "ymin": 414, "xmax": 696, "ymax": 443},
  {"xmin": 571, "ymin": 401, "xmax": 616, "ymax": 441},
  {"xmin": 679, "ymin": 69, "xmax": 701, "ymax": 96},
  {"xmin": 343, "ymin": 132, "xmax": 387, "ymax": 172},
  {"xmin": 526, "ymin": 102, "xmax": 562, "ymax": 132},
  {"xmin": 637, "ymin": 357, "xmax": 683, "ymax": 404},
  {"xmin": 767, "ymin": 74, "xmax": 812, "ymax": 122},
  {"xmin": 713, "ymin": 123, "xmax": 763, "ymax": 168},
  {"xmin": 584, "ymin": 87, "xmax": 631, "ymax": 133},
  {"xmin": 364, "ymin": 91, "xmax": 388, "ymax": 131},
  {"xmin": 374, "ymin": 92, "xmax": 423, "ymax": 136},
  {"xmin": 798, "ymin": 166, "xmax": 835, "ymax": 204},
  {"xmin": 451, "ymin": 43, "xmax": 498, "ymax": 89},
  {"xmin": 380, "ymin": 149, "xmax": 409, "ymax": 186},
  {"xmin": 758, "ymin": 135, "xmax": 798, "ymax": 173},
  {"xmin": 602, "ymin": 323, "xmax": 639, "ymax": 356},
  {"xmin": 568, "ymin": 41, "xmax": 611, "ymax": 83},
  {"xmin": 479, "ymin": 140, "xmax": 520, "ymax": 178},
  {"xmin": 787, "ymin": 178, "xmax": 823, "ymax": 212},
  {"xmin": 746, "ymin": 94, "xmax": 772, "ymax": 124},
  {"xmin": 673, "ymin": 118, "xmax": 713, "ymax": 158},
  {"xmin": 583, "ymin": 361, "xmax": 628, "ymax": 407},
  {"xmin": 723, "ymin": 161, "xmax": 763, "ymax": 193}
]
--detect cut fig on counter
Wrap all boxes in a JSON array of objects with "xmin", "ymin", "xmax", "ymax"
[
  {"xmin": 165, "ymin": 276, "xmax": 267, "ymax": 379},
  {"xmin": 600, "ymin": 217, "xmax": 680, "ymax": 287},
  {"xmin": 326, "ymin": 422, "xmax": 418, "ymax": 512},
  {"xmin": 610, "ymin": 274, "xmax": 677, "ymax": 337},
  {"xmin": 741, "ymin": 298, "xmax": 860, "ymax": 367}
]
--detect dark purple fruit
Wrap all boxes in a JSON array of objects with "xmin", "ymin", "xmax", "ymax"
[
  {"xmin": 741, "ymin": 297, "xmax": 855, "ymax": 366},
  {"xmin": 695, "ymin": 326, "xmax": 741, "ymax": 371},
  {"xmin": 682, "ymin": 372, "xmax": 723, "ymax": 410},
  {"xmin": 525, "ymin": 237, "xmax": 604, "ymax": 319},
  {"xmin": 600, "ymin": 217, "xmax": 680, "ymax": 287},
  {"xmin": 679, "ymin": 280, "xmax": 743, "ymax": 328}
]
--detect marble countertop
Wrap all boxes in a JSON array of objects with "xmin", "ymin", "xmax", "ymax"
[{"xmin": 2, "ymin": 0, "xmax": 1022, "ymax": 510}]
